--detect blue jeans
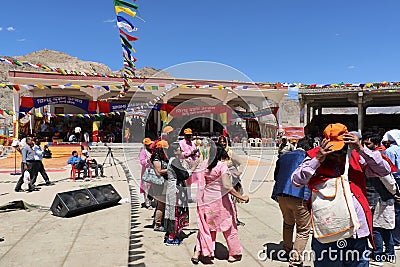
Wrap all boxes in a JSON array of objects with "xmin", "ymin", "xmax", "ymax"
[
  {"xmin": 312, "ymin": 237, "xmax": 369, "ymax": 267},
  {"xmin": 393, "ymin": 178, "xmax": 400, "ymax": 245},
  {"xmin": 372, "ymin": 227, "xmax": 395, "ymax": 261}
]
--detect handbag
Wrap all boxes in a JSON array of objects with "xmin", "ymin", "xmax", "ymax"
[
  {"xmin": 311, "ymin": 149, "xmax": 361, "ymax": 243},
  {"xmin": 142, "ymin": 164, "xmax": 164, "ymax": 185}
]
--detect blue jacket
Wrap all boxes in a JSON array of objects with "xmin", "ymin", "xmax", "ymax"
[
  {"xmin": 67, "ymin": 155, "xmax": 81, "ymax": 164},
  {"xmin": 271, "ymin": 149, "xmax": 311, "ymax": 201}
]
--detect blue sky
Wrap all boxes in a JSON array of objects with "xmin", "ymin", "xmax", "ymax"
[{"xmin": 1, "ymin": 0, "xmax": 400, "ymax": 84}]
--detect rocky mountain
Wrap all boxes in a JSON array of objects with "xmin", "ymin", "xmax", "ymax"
[
  {"xmin": 0, "ymin": 49, "xmax": 173, "ymax": 82},
  {"xmin": 135, "ymin": 67, "xmax": 174, "ymax": 79}
]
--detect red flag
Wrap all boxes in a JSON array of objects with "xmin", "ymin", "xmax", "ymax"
[
  {"xmin": 119, "ymin": 28, "xmax": 139, "ymax": 41},
  {"xmin": 98, "ymin": 101, "xmax": 111, "ymax": 113}
]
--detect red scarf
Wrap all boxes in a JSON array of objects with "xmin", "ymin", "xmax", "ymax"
[{"xmin": 307, "ymin": 147, "xmax": 374, "ymax": 247}]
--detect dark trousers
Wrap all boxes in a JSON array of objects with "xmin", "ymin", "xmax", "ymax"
[
  {"xmin": 89, "ymin": 163, "xmax": 103, "ymax": 177},
  {"xmin": 312, "ymin": 237, "xmax": 369, "ymax": 267},
  {"xmin": 31, "ymin": 161, "xmax": 50, "ymax": 185},
  {"xmin": 372, "ymin": 227, "xmax": 395, "ymax": 261},
  {"xmin": 15, "ymin": 161, "xmax": 40, "ymax": 191},
  {"xmin": 393, "ymin": 178, "xmax": 400, "ymax": 245}
]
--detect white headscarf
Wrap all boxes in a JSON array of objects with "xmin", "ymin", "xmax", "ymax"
[{"xmin": 382, "ymin": 129, "xmax": 400, "ymax": 146}]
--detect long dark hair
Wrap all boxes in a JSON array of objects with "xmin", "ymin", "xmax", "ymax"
[
  {"xmin": 207, "ymin": 143, "xmax": 225, "ymax": 171},
  {"xmin": 151, "ymin": 147, "xmax": 166, "ymax": 162}
]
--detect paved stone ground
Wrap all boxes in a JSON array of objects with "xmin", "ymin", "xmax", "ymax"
[
  {"xmin": 0, "ymin": 151, "xmax": 399, "ymax": 266},
  {"xmin": 0, "ymin": 156, "xmax": 131, "ymax": 267}
]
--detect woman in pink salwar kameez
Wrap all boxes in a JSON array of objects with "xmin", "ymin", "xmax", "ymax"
[
  {"xmin": 192, "ymin": 144, "xmax": 249, "ymax": 264},
  {"xmin": 139, "ymin": 138, "xmax": 153, "ymax": 208}
]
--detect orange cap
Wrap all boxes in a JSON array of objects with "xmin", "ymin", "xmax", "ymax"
[
  {"xmin": 163, "ymin": 126, "xmax": 174, "ymax": 133},
  {"xmin": 184, "ymin": 128, "xmax": 193, "ymax": 135},
  {"xmin": 323, "ymin": 123, "xmax": 348, "ymax": 151},
  {"xmin": 156, "ymin": 140, "xmax": 169, "ymax": 149},
  {"xmin": 143, "ymin": 138, "xmax": 153, "ymax": 146}
]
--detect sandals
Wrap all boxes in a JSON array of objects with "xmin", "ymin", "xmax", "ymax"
[
  {"xmin": 228, "ymin": 255, "xmax": 242, "ymax": 263},
  {"xmin": 190, "ymin": 257, "xmax": 199, "ymax": 265}
]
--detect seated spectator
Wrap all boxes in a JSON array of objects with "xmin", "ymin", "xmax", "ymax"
[
  {"xmin": 81, "ymin": 150, "xmax": 104, "ymax": 177},
  {"xmin": 43, "ymin": 145, "xmax": 52, "ymax": 159},
  {"xmin": 67, "ymin": 150, "xmax": 88, "ymax": 177}
]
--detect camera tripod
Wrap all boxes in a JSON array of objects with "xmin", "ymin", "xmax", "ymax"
[{"xmin": 102, "ymin": 146, "xmax": 120, "ymax": 178}]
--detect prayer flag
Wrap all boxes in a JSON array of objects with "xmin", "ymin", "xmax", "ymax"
[
  {"xmin": 114, "ymin": 0, "xmax": 138, "ymax": 10},
  {"xmin": 120, "ymin": 35, "xmax": 133, "ymax": 49},
  {"xmin": 119, "ymin": 28, "xmax": 139, "ymax": 41},
  {"xmin": 117, "ymin": 16, "xmax": 138, "ymax": 32},
  {"xmin": 115, "ymin": 6, "xmax": 136, "ymax": 17}
]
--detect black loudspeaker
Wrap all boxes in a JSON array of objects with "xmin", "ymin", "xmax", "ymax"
[
  {"xmin": 50, "ymin": 184, "xmax": 122, "ymax": 217},
  {"xmin": 87, "ymin": 184, "xmax": 122, "ymax": 208}
]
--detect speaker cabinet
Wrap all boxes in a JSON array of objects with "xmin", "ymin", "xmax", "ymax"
[
  {"xmin": 87, "ymin": 184, "xmax": 122, "ymax": 208},
  {"xmin": 50, "ymin": 184, "xmax": 121, "ymax": 217}
]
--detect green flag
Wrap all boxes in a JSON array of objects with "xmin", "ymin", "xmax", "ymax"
[
  {"xmin": 120, "ymin": 35, "xmax": 132, "ymax": 49},
  {"xmin": 114, "ymin": 0, "xmax": 138, "ymax": 10}
]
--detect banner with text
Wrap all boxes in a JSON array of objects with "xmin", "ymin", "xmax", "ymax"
[{"xmin": 20, "ymin": 96, "xmax": 97, "ymax": 113}]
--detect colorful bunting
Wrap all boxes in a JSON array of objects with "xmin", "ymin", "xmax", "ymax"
[
  {"xmin": 113, "ymin": 0, "xmax": 141, "ymax": 100},
  {"xmin": 0, "ymin": 58, "xmax": 130, "ymax": 79}
]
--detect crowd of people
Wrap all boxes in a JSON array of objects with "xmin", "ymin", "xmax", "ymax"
[
  {"xmin": 273, "ymin": 123, "xmax": 400, "ymax": 267},
  {"xmin": 138, "ymin": 126, "xmax": 249, "ymax": 263}
]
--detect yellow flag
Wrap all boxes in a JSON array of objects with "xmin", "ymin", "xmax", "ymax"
[
  {"xmin": 160, "ymin": 110, "xmax": 167, "ymax": 122},
  {"xmin": 220, "ymin": 112, "xmax": 227, "ymax": 125},
  {"xmin": 36, "ymin": 84, "xmax": 45, "ymax": 90},
  {"xmin": 115, "ymin": 6, "xmax": 137, "ymax": 17}
]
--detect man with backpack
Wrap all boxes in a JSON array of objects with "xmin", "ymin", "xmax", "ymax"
[{"xmin": 291, "ymin": 123, "xmax": 391, "ymax": 266}]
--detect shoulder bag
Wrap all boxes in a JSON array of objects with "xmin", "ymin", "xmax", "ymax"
[
  {"xmin": 311, "ymin": 149, "xmax": 361, "ymax": 243},
  {"xmin": 142, "ymin": 163, "xmax": 164, "ymax": 185}
]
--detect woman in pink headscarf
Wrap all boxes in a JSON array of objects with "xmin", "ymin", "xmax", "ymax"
[
  {"xmin": 139, "ymin": 138, "xmax": 153, "ymax": 208},
  {"xmin": 191, "ymin": 143, "xmax": 249, "ymax": 264}
]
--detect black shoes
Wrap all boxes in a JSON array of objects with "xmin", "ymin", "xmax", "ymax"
[
  {"xmin": 237, "ymin": 219, "xmax": 246, "ymax": 226},
  {"xmin": 45, "ymin": 181, "xmax": 54, "ymax": 186},
  {"xmin": 15, "ymin": 189, "xmax": 24, "ymax": 192}
]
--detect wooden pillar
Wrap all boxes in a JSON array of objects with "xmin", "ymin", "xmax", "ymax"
[
  {"xmin": 12, "ymin": 92, "xmax": 20, "ymax": 139},
  {"xmin": 306, "ymin": 104, "xmax": 311, "ymax": 125},
  {"xmin": 357, "ymin": 92, "xmax": 364, "ymax": 133}
]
